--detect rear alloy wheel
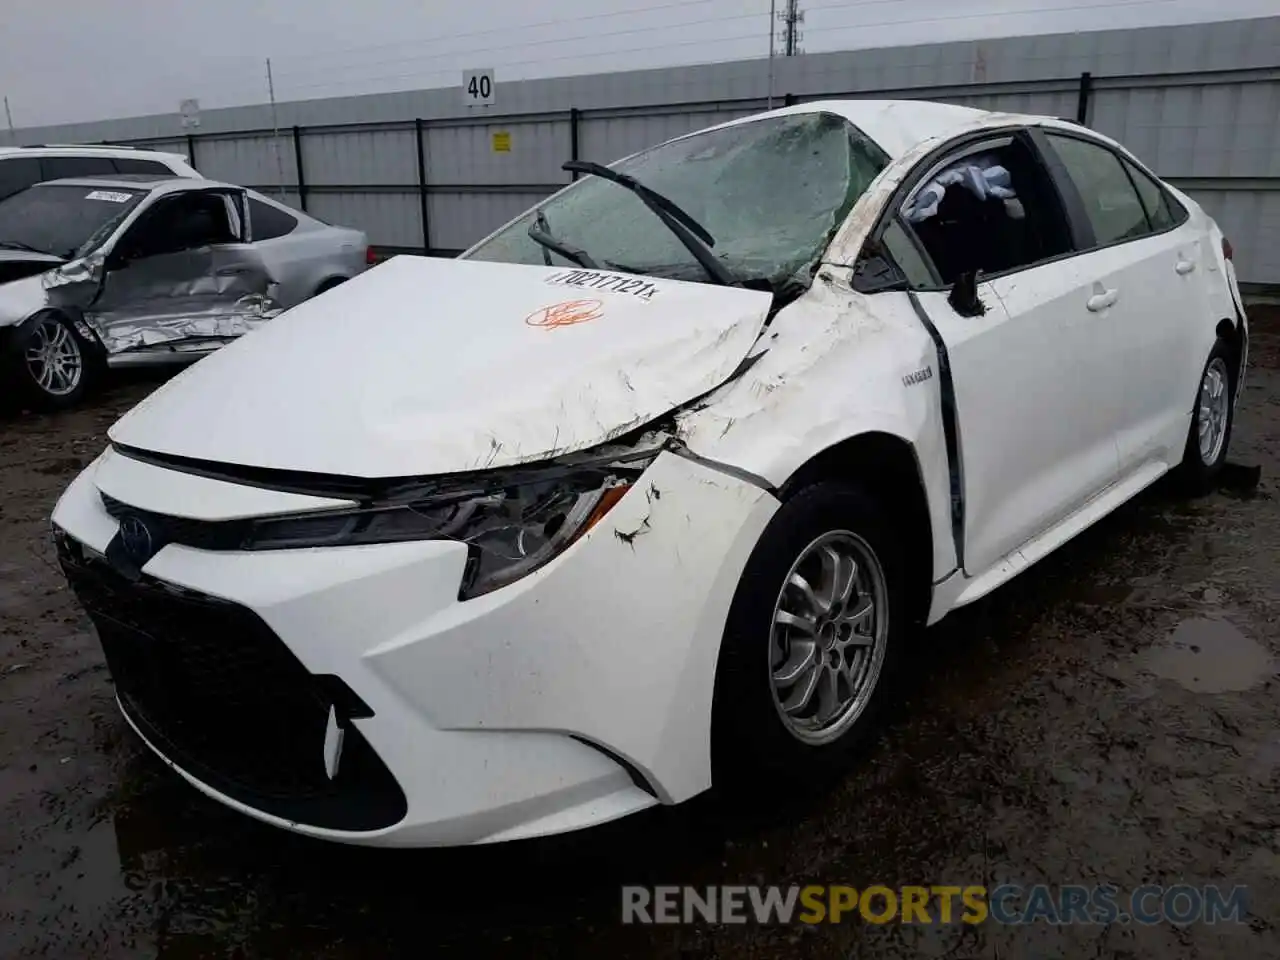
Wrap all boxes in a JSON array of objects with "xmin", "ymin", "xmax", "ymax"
[
  {"xmin": 9, "ymin": 314, "xmax": 90, "ymax": 410},
  {"xmin": 1180, "ymin": 339, "xmax": 1236, "ymax": 493},
  {"xmin": 713, "ymin": 482, "xmax": 906, "ymax": 788}
]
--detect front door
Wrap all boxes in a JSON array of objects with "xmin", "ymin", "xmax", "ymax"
[
  {"xmin": 897, "ymin": 131, "xmax": 1124, "ymax": 575},
  {"xmin": 90, "ymin": 189, "xmax": 275, "ymax": 357}
]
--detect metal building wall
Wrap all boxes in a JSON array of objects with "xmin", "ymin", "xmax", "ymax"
[{"xmin": 14, "ymin": 16, "xmax": 1280, "ymax": 283}]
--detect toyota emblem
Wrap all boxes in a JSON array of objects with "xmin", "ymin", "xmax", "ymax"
[{"xmin": 118, "ymin": 514, "xmax": 154, "ymax": 564}]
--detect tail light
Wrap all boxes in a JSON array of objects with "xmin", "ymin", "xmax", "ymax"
[
  {"xmin": 1222, "ymin": 237, "xmax": 1234, "ymax": 261},
  {"xmin": 365, "ymin": 246, "xmax": 377, "ymax": 266}
]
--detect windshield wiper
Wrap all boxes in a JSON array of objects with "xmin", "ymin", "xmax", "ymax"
[
  {"xmin": 528, "ymin": 209, "xmax": 599, "ymax": 270},
  {"xmin": 562, "ymin": 160, "xmax": 738, "ymax": 287},
  {"xmin": 0, "ymin": 239, "xmax": 52, "ymax": 255}
]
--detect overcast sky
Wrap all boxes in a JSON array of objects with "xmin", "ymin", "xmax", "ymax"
[{"xmin": 3, "ymin": 0, "xmax": 1275, "ymax": 129}]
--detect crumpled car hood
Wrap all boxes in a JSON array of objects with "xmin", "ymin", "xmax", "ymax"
[{"xmin": 110, "ymin": 256, "xmax": 774, "ymax": 477}]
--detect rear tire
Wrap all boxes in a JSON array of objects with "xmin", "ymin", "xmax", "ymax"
[
  {"xmin": 314, "ymin": 277, "xmax": 346, "ymax": 298},
  {"xmin": 4, "ymin": 313, "xmax": 93, "ymax": 411},
  {"xmin": 1179, "ymin": 338, "xmax": 1236, "ymax": 494},
  {"xmin": 711, "ymin": 482, "xmax": 907, "ymax": 791}
]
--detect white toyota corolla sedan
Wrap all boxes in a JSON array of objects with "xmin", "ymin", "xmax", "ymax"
[{"xmin": 52, "ymin": 100, "xmax": 1247, "ymax": 846}]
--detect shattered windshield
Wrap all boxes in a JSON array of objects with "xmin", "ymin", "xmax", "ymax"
[
  {"xmin": 464, "ymin": 112, "xmax": 888, "ymax": 291},
  {"xmin": 0, "ymin": 183, "xmax": 146, "ymax": 260}
]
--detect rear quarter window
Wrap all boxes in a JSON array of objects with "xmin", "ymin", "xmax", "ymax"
[
  {"xmin": 249, "ymin": 198, "xmax": 299, "ymax": 240},
  {"xmin": 1122, "ymin": 158, "xmax": 1185, "ymax": 231},
  {"xmin": 112, "ymin": 157, "xmax": 178, "ymax": 175}
]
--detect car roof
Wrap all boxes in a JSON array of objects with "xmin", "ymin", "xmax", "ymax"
[
  {"xmin": 0, "ymin": 144, "xmax": 188, "ymax": 162},
  {"xmin": 36, "ymin": 174, "xmax": 239, "ymax": 194},
  {"xmin": 700, "ymin": 99, "xmax": 1066, "ymax": 160}
]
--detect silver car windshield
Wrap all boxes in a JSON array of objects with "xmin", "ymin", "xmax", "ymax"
[
  {"xmin": 465, "ymin": 111, "xmax": 888, "ymax": 290},
  {"xmin": 0, "ymin": 183, "xmax": 146, "ymax": 260}
]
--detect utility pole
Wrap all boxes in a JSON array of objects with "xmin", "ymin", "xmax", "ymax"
[
  {"xmin": 4, "ymin": 96, "xmax": 16, "ymax": 145},
  {"xmin": 781, "ymin": 0, "xmax": 804, "ymax": 57},
  {"xmin": 767, "ymin": 0, "xmax": 777, "ymax": 109},
  {"xmin": 266, "ymin": 58, "xmax": 287, "ymax": 200}
]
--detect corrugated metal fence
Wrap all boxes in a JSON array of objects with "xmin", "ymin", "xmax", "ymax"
[{"xmin": 16, "ymin": 17, "xmax": 1280, "ymax": 285}]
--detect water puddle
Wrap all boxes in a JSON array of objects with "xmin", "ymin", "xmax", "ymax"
[{"xmin": 1140, "ymin": 618, "xmax": 1273, "ymax": 693}]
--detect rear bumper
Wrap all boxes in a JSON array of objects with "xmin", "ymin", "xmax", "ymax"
[{"xmin": 52, "ymin": 447, "xmax": 777, "ymax": 846}]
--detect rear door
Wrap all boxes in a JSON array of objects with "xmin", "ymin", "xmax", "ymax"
[
  {"xmin": 894, "ymin": 129, "xmax": 1124, "ymax": 576},
  {"xmin": 1038, "ymin": 131, "xmax": 1204, "ymax": 473},
  {"xmin": 245, "ymin": 195, "xmax": 313, "ymax": 306}
]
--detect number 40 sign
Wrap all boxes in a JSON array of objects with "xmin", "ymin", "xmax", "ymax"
[{"xmin": 462, "ymin": 69, "xmax": 495, "ymax": 107}]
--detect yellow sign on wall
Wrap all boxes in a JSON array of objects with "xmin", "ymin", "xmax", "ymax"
[{"xmin": 492, "ymin": 131, "xmax": 511, "ymax": 153}]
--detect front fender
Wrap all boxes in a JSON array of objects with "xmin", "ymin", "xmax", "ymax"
[{"xmin": 676, "ymin": 281, "xmax": 957, "ymax": 581}]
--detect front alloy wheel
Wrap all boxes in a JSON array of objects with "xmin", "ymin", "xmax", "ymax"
[
  {"xmin": 713, "ymin": 482, "xmax": 905, "ymax": 787},
  {"xmin": 25, "ymin": 316, "xmax": 84, "ymax": 399},
  {"xmin": 769, "ymin": 531, "xmax": 889, "ymax": 745}
]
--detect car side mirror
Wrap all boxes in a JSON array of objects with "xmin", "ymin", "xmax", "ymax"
[
  {"xmin": 948, "ymin": 270, "xmax": 986, "ymax": 318},
  {"xmin": 851, "ymin": 245, "xmax": 906, "ymax": 294}
]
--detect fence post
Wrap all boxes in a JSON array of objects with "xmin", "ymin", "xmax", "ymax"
[
  {"xmin": 784, "ymin": 93, "xmax": 797, "ymax": 107},
  {"xmin": 292, "ymin": 125, "xmax": 307, "ymax": 211},
  {"xmin": 569, "ymin": 108, "xmax": 581, "ymax": 179},
  {"xmin": 415, "ymin": 117, "xmax": 431, "ymax": 255},
  {"xmin": 185, "ymin": 133, "xmax": 198, "ymax": 170},
  {"xmin": 1075, "ymin": 71, "xmax": 1093, "ymax": 125}
]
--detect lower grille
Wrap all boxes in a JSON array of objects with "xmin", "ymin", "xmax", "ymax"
[{"xmin": 57, "ymin": 531, "xmax": 406, "ymax": 832}]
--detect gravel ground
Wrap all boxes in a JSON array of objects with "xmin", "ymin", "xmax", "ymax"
[{"xmin": 1, "ymin": 314, "xmax": 1277, "ymax": 959}]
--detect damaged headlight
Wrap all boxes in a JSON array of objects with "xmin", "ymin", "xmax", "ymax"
[{"xmin": 242, "ymin": 439, "xmax": 664, "ymax": 599}]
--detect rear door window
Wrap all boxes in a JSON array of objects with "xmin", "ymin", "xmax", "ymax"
[
  {"xmin": 40, "ymin": 156, "xmax": 118, "ymax": 180},
  {"xmin": 1045, "ymin": 134, "xmax": 1151, "ymax": 246},
  {"xmin": 0, "ymin": 156, "xmax": 42, "ymax": 200}
]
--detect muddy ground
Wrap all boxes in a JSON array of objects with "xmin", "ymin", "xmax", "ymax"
[{"xmin": 1, "ymin": 315, "xmax": 1278, "ymax": 960}]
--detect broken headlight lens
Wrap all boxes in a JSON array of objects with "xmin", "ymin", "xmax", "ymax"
[{"xmin": 242, "ymin": 451, "xmax": 658, "ymax": 599}]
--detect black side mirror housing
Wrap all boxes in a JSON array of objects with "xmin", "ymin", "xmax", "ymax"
[
  {"xmin": 851, "ymin": 245, "xmax": 906, "ymax": 294},
  {"xmin": 948, "ymin": 270, "xmax": 986, "ymax": 317}
]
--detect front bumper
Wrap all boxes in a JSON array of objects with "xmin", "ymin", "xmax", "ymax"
[{"xmin": 52, "ymin": 447, "xmax": 777, "ymax": 846}]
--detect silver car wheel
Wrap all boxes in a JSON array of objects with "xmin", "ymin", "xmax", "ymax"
[
  {"xmin": 769, "ymin": 530, "xmax": 889, "ymax": 745},
  {"xmin": 24, "ymin": 318, "xmax": 83, "ymax": 398},
  {"xmin": 1197, "ymin": 356, "xmax": 1230, "ymax": 466}
]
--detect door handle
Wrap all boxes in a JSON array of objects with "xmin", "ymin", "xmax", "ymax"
[
  {"xmin": 1086, "ymin": 288, "xmax": 1118, "ymax": 312},
  {"xmin": 1175, "ymin": 259, "xmax": 1196, "ymax": 275}
]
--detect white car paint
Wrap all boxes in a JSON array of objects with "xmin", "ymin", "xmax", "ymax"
[
  {"xmin": 51, "ymin": 99, "xmax": 1246, "ymax": 846},
  {"xmin": 109, "ymin": 255, "xmax": 773, "ymax": 476}
]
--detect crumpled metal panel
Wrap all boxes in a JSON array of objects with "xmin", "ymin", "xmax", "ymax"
[
  {"xmin": 92, "ymin": 292, "xmax": 282, "ymax": 355},
  {"xmin": 85, "ymin": 246, "xmax": 282, "ymax": 357}
]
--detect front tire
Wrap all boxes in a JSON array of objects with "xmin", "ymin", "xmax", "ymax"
[
  {"xmin": 711, "ymin": 482, "xmax": 907, "ymax": 789},
  {"xmin": 1179, "ymin": 338, "xmax": 1237, "ymax": 493},
  {"xmin": 4, "ymin": 313, "xmax": 92, "ymax": 411}
]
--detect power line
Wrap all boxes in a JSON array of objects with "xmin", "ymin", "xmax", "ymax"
[
  {"xmin": 808, "ymin": 0, "xmax": 1190, "ymax": 33},
  {"xmin": 270, "ymin": 8, "xmax": 771, "ymax": 84},
  {"xmin": 268, "ymin": 0, "xmax": 746, "ymax": 69},
  {"xmin": 276, "ymin": 0, "xmax": 1192, "ymax": 94},
  {"xmin": 278, "ymin": 24, "xmax": 771, "ymax": 95}
]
